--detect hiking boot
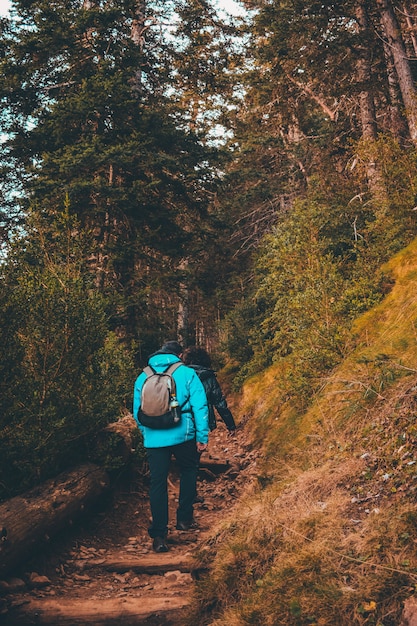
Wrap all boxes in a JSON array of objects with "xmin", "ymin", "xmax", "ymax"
[
  {"xmin": 176, "ymin": 519, "xmax": 198, "ymax": 531},
  {"xmin": 152, "ymin": 536, "xmax": 169, "ymax": 553}
]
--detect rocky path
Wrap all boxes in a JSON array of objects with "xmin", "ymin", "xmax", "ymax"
[{"xmin": 1, "ymin": 424, "xmax": 256, "ymax": 625}]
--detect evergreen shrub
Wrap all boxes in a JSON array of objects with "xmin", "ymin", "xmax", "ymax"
[{"xmin": 0, "ymin": 210, "xmax": 135, "ymax": 500}]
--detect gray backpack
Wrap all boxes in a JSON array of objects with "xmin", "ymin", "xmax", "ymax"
[{"xmin": 137, "ymin": 362, "xmax": 183, "ymax": 429}]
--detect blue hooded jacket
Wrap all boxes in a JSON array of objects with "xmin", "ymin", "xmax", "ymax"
[{"xmin": 133, "ymin": 352, "xmax": 209, "ymax": 448}]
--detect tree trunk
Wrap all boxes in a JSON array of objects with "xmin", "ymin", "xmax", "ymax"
[
  {"xmin": 131, "ymin": 0, "xmax": 147, "ymax": 50},
  {"xmin": 131, "ymin": 0, "xmax": 148, "ymax": 93},
  {"xmin": 177, "ymin": 259, "xmax": 190, "ymax": 346},
  {"xmin": 376, "ymin": 0, "xmax": 417, "ymax": 143},
  {"xmin": 382, "ymin": 37, "xmax": 410, "ymax": 142},
  {"xmin": 0, "ymin": 464, "xmax": 109, "ymax": 578},
  {"xmin": 355, "ymin": 1, "xmax": 389, "ymax": 203},
  {"xmin": 356, "ymin": 2, "xmax": 378, "ymax": 141}
]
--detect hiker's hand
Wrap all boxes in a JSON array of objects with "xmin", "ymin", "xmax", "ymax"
[{"xmin": 197, "ymin": 442, "xmax": 208, "ymax": 453}]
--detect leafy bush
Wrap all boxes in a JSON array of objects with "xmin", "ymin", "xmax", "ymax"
[
  {"xmin": 222, "ymin": 174, "xmax": 414, "ymax": 399},
  {"xmin": 0, "ymin": 209, "xmax": 135, "ymax": 500}
]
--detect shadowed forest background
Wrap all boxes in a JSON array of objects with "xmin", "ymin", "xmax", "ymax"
[{"xmin": 3, "ymin": 1, "xmax": 417, "ymax": 623}]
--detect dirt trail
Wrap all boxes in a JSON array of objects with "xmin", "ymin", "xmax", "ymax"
[{"xmin": 1, "ymin": 423, "xmax": 257, "ymax": 625}]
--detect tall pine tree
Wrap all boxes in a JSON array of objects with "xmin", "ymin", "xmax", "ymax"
[{"xmin": 0, "ymin": 0, "xmax": 232, "ymax": 354}]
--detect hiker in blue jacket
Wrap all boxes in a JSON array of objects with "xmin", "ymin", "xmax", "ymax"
[{"xmin": 133, "ymin": 341, "xmax": 209, "ymax": 553}]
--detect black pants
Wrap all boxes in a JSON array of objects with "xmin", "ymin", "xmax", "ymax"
[{"xmin": 146, "ymin": 439, "xmax": 199, "ymax": 538}]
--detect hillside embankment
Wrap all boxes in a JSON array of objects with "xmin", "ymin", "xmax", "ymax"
[{"xmin": 186, "ymin": 237, "xmax": 417, "ymax": 625}]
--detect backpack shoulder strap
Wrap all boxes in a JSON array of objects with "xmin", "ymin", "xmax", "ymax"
[
  {"xmin": 165, "ymin": 362, "xmax": 182, "ymax": 375},
  {"xmin": 143, "ymin": 365, "xmax": 156, "ymax": 378},
  {"xmin": 164, "ymin": 362, "xmax": 182, "ymax": 396}
]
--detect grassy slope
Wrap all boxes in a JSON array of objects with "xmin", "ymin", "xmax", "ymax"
[{"xmin": 190, "ymin": 237, "xmax": 417, "ymax": 626}]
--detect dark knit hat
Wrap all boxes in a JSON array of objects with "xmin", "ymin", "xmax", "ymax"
[{"xmin": 160, "ymin": 341, "xmax": 183, "ymax": 356}]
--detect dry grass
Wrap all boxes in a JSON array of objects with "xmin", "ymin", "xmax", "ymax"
[{"xmin": 192, "ymin": 452, "xmax": 417, "ymax": 624}]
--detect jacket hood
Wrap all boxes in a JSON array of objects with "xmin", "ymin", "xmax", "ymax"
[{"xmin": 148, "ymin": 353, "xmax": 182, "ymax": 369}]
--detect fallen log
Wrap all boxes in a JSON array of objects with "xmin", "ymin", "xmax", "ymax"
[
  {"xmin": 92, "ymin": 414, "xmax": 138, "ymax": 469},
  {"xmin": 0, "ymin": 463, "xmax": 109, "ymax": 578},
  {"xmin": 3, "ymin": 596, "xmax": 190, "ymax": 626}
]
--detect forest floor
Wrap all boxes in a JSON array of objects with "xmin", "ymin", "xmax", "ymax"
[{"xmin": 1, "ymin": 420, "xmax": 258, "ymax": 625}]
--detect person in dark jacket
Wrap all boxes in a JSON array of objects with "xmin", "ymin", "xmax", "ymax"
[{"xmin": 182, "ymin": 346, "xmax": 236, "ymax": 434}]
